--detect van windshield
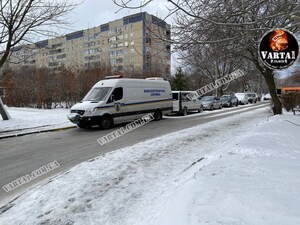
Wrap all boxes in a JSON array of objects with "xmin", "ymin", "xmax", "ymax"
[{"xmin": 83, "ymin": 87, "xmax": 112, "ymax": 101}]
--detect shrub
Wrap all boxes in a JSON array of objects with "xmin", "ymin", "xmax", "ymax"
[{"xmin": 281, "ymin": 93, "xmax": 300, "ymax": 111}]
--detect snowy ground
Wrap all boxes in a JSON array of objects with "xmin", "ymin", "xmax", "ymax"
[
  {"xmin": 0, "ymin": 107, "xmax": 74, "ymax": 134},
  {"xmin": 1, "ymin": 106, "xmax": 300, "ymax": 225}
]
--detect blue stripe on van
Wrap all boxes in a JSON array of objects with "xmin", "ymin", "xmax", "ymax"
[{"xmin": 96, "ymin": 98, "xmax": 172, "ymax": 109}]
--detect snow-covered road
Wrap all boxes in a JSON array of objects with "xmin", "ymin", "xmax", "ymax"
[{"xmin": 1, "ymin": 106, "xmax": 300, "ymax": 225}]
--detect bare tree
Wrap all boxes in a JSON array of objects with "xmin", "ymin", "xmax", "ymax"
[
  {"xmin": 179, "ymin": 43, "xmax": 249, "ymax": 95},
  {"xmin": 113, "ymin": 0, "xmax": 300, "ymax": 114},
  {"xmin": 0, "ymin": 0, "xmax": 76, "ymax": 120}
]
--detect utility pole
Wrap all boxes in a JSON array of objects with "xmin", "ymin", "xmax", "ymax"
[{"xmin": 0, "ymin": 96, "xmax": 10, "ymax": 120}]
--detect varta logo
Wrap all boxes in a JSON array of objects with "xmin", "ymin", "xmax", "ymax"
[{"xmin": 261, "ymin": 51, "xmax": 296, "ymax": 60}]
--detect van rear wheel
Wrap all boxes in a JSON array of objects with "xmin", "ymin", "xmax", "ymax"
[
  {"xmin": 182, "ymin": 107, "xmax": 188, "ymax": 116},
  {"xmin": 153, "ymin": 109, "xmax": 162, "ymax": 121},
  {"xmin": 100, "ymin": 116, "xmax": 113, "ymax": 129}
]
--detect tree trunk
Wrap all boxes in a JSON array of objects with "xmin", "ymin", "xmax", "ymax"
[
  {"xmin": 262, "ymin": 68, "xmax": 282, "ymax": 115},
  {"xmin": 0, "ymin": 97, "xmax": 11, "ymax": 120}
]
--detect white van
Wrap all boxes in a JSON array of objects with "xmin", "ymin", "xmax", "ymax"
[
  {"xmin": 67, "ymin": 76, "xmax": 172, "ymax": 129},
  {"xmin": 172, "ymin": 91, "xmax": 203, "ymax": 116},
  {"xmin": 235, "ymin": 93, "xmax": 249, "ymax": 105}
]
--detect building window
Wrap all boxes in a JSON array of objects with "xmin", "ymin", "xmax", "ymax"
[
  {"xmin": 110, "ymin": 58, "xmax": 117, "ymax": 65},
  {"xmin": 95, "ymin": 33, "xmax": 101, "ymax": 38},
  {"xmin": 116, "ymin": 58, "xmax": 123, "ymax": 63},
  {"xmin": 109, "ymin": 36, "xmax": 117, "ymax": 42}
]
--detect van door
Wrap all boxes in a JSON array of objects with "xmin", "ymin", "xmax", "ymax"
[
  {"xmin": 107, "ymin": 87, "xmax": 127, "ymax": 124},
  {"xmin": 186, "ymin": 92, "xmax": 198, "ymax": 110},
  {"xmin": 172, "ymin": 92, "xmax": 180, "ymax": 112},
  {"xmin": 181, "ymin": 92, "xmax": 193, "ymax": 111}
]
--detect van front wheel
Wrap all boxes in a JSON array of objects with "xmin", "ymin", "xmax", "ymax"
[
  {"xmin": 100, "ymin": 116, "xmax": 113, "ymax": 129},
  {"xmin": 77, "ymin": 124, "xmax": 86, "ymax": 129},
  {"xmin": 153, "ymin": 109, "xmax": 162, "ymax": 121}
]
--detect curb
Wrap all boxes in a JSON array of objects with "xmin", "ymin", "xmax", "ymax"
[{"xmin": 0, "ymin": 126, "xmax": 77, "ymax": 140}]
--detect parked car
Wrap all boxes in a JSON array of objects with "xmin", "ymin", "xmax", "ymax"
[
  {"xmin": 172, "ymin": 91, "xmax": 203, "ymax": 116},
  {"xmin": 67, "ymin": 76, "xmax": 172, "ymax": 129},
  {"xmin": 235, "ymin": 93, "xmax": 249, "ymax": 105},
  {"xmin": 257, "ymin": 94, "xmax": 262, "ymax": 101},
  {"xmin": 263, "ymin": 93, "xmax": 272, "ymax": 100},
  {"xmin": 246, "ymin": 93, "xmax": 258, "ymax": 103},
  {"xmin": 220, "ymin": 95, "xmax": 238, "ymax": 107},
  {"xmin": 200, "ymin": 96, "xmax": 222, "ymax": 110}
]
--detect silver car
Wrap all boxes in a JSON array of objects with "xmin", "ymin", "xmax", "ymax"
[
  {"xmin": 200, "ymin": 96, "xmax": 222, "ymax": 110},
  {"xmin": 246, "ymin": 93, "xmax": 258, "ymax": 103}
]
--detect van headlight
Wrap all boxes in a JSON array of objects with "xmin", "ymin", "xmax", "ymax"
[{"xmin": 84, "ymin": 108, "xmax": 97, "ymax": 116}]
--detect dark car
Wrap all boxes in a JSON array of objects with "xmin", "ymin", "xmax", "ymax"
[{"xmin": 220, "ymin": 95, "xmax": 238, "ymax": 107}]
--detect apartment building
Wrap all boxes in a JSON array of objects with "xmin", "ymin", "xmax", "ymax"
[{"xmin": 7, "ymin": 12, "xmax": 171, "ymax": 76}]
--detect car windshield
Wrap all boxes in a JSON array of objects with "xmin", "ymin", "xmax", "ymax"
[
  {"xmin": 83, "ymin": 87, "xmax": 112, "ymax": 101},
  {"xmin": 201, "ymin": 96, "xmax": 214, "ymax": 101}
]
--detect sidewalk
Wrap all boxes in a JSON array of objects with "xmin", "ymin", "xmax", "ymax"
[{"xmin": 0, "ymin": 107, "xmax": 75, "ymax": 139}]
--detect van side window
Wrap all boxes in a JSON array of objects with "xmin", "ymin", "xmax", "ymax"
[
  {"xmin": 181, "ymin": 93, "xmax": 190, "ymax": 102},
  {"xmin": 108, "ymin": 87, "xmax": 123, "ymax": 103},
  {"xmin": 172, "ymin": 93, "xmax": 178, "ymax": 101}
]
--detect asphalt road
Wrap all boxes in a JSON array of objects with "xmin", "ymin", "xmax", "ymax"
[{"xmin": 0, "ymin": 102, "xmax": 270, "ymax": 207}]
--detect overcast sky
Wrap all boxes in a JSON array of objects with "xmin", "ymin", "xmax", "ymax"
[{"xmin": 68, "ymin": 0, "xmax": 174, "ymax": 33}]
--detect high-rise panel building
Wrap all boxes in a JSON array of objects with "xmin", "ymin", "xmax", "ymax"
[{"xmin": 7, "ymin": 12, "xmax": 171, "ymax": 76}]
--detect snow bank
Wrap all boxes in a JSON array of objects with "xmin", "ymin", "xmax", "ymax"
[
  {"xmin": 155, "ymin": 113, "xmax": 300, "ymax": 225},
  {"xmin": 0, "ymin": 107, "xmax": 73, "ymax": 133}
]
